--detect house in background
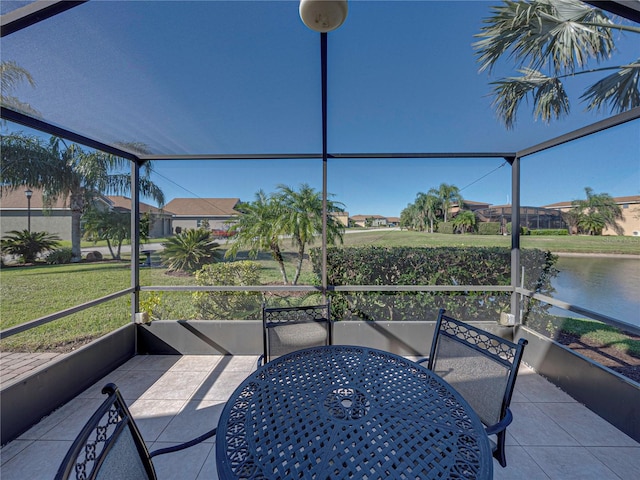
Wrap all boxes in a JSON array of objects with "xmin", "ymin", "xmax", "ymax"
[
  {"xmin": 0, "ymin": 187, "xmax": 112, "ymax": 241},
  {"xmin": 542, "ymin": 195, "xmax": 640, "ymax": 236},
  {"xmin": 0, "ymin": 189, "xmax": 176, "ymax": 241},
  {"xmin": 330, "ymin": 211, "xmax": 349, "ymax": 227},
  {"xmin": 163, "ymin": 198, "xmax": 241, "ymax": 233},
  {"xmin": 106, "ymin": 196, "xmax": 172, "ymax": 238},
  {"xmin": 350, "ymin": 214, "xmax": 388, "ymax": 228},
  {"xmin": 473, "ymin": 204, "xmax": 567, "ymax": 233}
]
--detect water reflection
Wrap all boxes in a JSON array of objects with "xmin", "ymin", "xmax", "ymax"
[{"xmin": 551, "ymin": 256, "xmax": 640, "ymax": 328}]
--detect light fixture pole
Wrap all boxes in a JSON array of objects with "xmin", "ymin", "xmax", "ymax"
[
  {"xmin": 299, "ymin": 1, "xmax": 348, "ymax": 297},
  {"xmin": 24, "ymin": 188, "xmax": 33, "ymax": 233}
]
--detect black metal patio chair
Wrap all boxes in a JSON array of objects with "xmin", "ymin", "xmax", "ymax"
[
  {"xmin": 54, "ymin": 382, "xmax": 217, "ymax": 480},
  {"xmin": 418, "ymin": 309, "xmax": 527, "ymax": 467},
  {"xmin": 258, "ymin": 300, "xmax": 332, "ymax": 367}
]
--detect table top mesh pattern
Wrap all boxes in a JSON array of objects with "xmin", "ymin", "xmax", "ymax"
[{"xmin": 217, "ymin": 346, "xmax": 492, "ymax": 479}]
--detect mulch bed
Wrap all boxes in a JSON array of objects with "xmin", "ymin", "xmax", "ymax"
[{"xmin": 554, "ymin": 330, "xmax": 640, "ymax": 383}]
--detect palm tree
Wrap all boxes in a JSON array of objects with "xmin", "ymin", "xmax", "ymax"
[
  {"xmin": 433, "ymin": 183, "xmax": 463, "ymax": 223},
  {"xmin": 1, "ymin": 230, "xmax": 61, "ymax": 264},
  {"xmin": 452, "ymin": 210, "xmax": 477, "ymax": 234},
  {"xmin": 571, "ymin": 187, "xmax": 623, "ymax": 235},
  {"xmin": 0, "ymin": 133, "xmax": 164, "ymax": 262},
  {"xmin": 400, "ymin": 203, "xmax": 417, "ymax": 230},
  {"xmin": 225, "ymin": 190, "xmax": 290, "ymax": 284},
  {"xmin": 275, "ymin": 184, "xmax": 345, "ymax": 285},
  {"xmin": 0, "ymin": 60, "xmax": 39, "ymax": 117},
  {"xmin": 578, "ymin": 212, "xmax": 606, "ymax": 236},
  {"xmin": 161, "ymin": 229, "xmax": 222, "ymax": 273},
  {"xmin": 414, "ymin": 191, "xmax": 440, "ymax": 233},
  {"xmin": 475, "ymin": 0, "xmax": 640, "ymax": 129}
]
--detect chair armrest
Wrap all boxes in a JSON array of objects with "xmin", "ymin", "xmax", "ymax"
[
  {"xmin": 257, "ymin": 354, "xmax": 264, "ymax": 368},
  {"xmin": 415, "ymin": 357, "xmax": 429, "ymax": 365},
  {"xmin": 485, "ymin": 407, "xmax": 513, "ymax": 436}
]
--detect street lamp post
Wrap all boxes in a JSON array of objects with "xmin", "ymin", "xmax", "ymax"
[{"xmin": 25, "ymin": 188, "xmax": 33, "ymax": 232}]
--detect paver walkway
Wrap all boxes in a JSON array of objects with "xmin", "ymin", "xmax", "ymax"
[{"xmin": 0, "ymin": 352, "xmax": 66, "ymax": 388}]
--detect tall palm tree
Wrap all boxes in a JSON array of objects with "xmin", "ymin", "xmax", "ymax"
[
  {"xmin": 275, "ymin": 184, "xmax": 345, "ymax": 285},
  {"xmin": 0, "ymin": 60, "xmax": 39, "ymax": 117},
  {"xmin": 225, "ymin": 190, "xmax": 290, "ymax": 284},
  {"xmin": 475, "ymin": 0, "xmax": 640, "ymax": 128},
  {"xmin": 571, "ymin": 187, "xmax": 623, "ymax": 235},
  {"xmin": 0, "ymin": 133, "xmax": 165, "ymax": 262},
  {"xmin": 433, "ymin": 183, "xmax": 463, "ymax": 223},
  {"xmin": 400, "ymin": 203, "xmax": 418, "ymax": 230},
  {"xmin": 414, "ymin": 191, "xmax": 440, "ymax": 233}
]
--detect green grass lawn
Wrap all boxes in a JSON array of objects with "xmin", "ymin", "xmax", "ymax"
[
  {"xmin": 341, "ymin": 229, "xmax": 640, "ymax": 254},
  {"xmin": 1, "ymin": 230, "xmax": 638, "ymax": 352}
]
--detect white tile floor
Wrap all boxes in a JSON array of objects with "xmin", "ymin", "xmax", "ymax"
[{"xmin": 1, "ymin": 355, "xmax": 638, "ymax": 480}]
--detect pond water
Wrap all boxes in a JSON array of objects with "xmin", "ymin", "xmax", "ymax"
[{"xmin": 549, "ymin": 256, "xmax": 640, "ymax": 329}]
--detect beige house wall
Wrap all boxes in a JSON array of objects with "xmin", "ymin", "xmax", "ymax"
[
  {"xmin": 331, "ymin": 212, "xmax": 349, "ymax": 227},
  {"xmin": 603, "ymin": 203, "xmax": 640, "ymax": 236},
  {"xmin": 172, "ymin": 217, "xmax": 233, "ymax": 233},
  {"xmin": 0, "ymin": 210, "xmax": 73, "ymax": 241},
  {"xmin": 556, "ymin": 202, "xmax": 640, "ymax": 236}
]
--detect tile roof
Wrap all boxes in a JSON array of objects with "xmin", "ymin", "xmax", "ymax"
[
  {"xmin": 106, "ymin": 196, "xmax": 167, "ymax": 215},
  {"xmin": 0, "ymin": 187, "xmax": 109, "ymax": 209},
  {"xmin": 350, "ymin": 214, "xmax": 387, "ymax": 220},
  {"xmin": 542, "ymin": 195, "xmax": 640, "ymax": 208},
  {"xmin": 163, "ymin": 198, "xmax": 241, "ymax": 216}
]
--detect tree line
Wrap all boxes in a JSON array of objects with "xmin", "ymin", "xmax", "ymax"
[
  {"xmin": 400, "ymin": 183, "xmax": 623, "ymax": 236},
  {"xmin": 400, "ymin": 183, "xmax": 476, "ymax": 234}
]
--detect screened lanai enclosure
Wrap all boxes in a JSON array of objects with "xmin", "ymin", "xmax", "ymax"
[{"xmin": 1, "ymin": 0, "xmax": 639, "ymax": 447}]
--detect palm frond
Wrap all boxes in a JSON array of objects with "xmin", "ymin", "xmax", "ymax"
[
  {"xmin": 580, "ymin": 60, "xmax": 640, "ymax": 113},
  {"xmin": 474, "ymin": 0, "xmax": 615, "ymax": 75},
  {"xmin": 491, "ymin": 68, "xmax": 569, "ymax": 128},
  {"xmin": 0, "ymin": 61, "xmax": 39, "ymax": 116}
]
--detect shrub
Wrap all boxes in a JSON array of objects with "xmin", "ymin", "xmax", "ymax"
[
  {"xmin": 139, "ymin": 292, "xmax": 164, "ymax": 321},
  {"xmin": 310, "ymin": 246, "xmax": 557, "ymax": 322},
  {"xmin": 45, "ymin": 248, "xmax": 73, "ymax": 265},
  {"xmin": 437, "ymin": 222, "xmax": 454, "ymax": 234},
  {"xmin": 0, "ymin": 230, "xmax": 61, "ymax": 264},
  {"xmin": 477, "ymin": 222, "xmax": 501, "ymax": 235},
  {"xmin": 529, "ymin": 229, "xmax": 569, "ymax": 236},
  {"xmin": 506, "ymin": 223, "xmax": 529, "ymax": 235},
  {"xmin": 161, "ymin": 229, "xmax": 221, "ymax": 273},
  {"xmin": 192, "ymin": 261, "xmax": 262, "ymax": 319}
]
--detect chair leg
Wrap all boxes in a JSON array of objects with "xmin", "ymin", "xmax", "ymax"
[{"xmin": 493, "ymin": 430, "xmax": 508, "ymax": 467}]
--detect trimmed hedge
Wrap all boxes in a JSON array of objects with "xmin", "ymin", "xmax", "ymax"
[
  {"xmin": 529, "ymin": 229, "xmax": 569, "ymax": 236},
  {"xmin": 477, "ymin": 222, "xmax": 501, "ymax": 235},
  {"xmin": 310, "ymin": 246, "xmax": 557, "ymax": 322},
  {"xmin": 437, "ymin": 222, "xmax": 454, "ymax": 234}
]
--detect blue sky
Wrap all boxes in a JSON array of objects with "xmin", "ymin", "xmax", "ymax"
[{"xmin": 2, "ymin": 1, "xmax": 639, "ymax": 217}]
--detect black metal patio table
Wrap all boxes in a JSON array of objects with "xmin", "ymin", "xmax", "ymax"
[{"xmin": 216, "ymin": 345, "xmax": 493, "ymax": 479}]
